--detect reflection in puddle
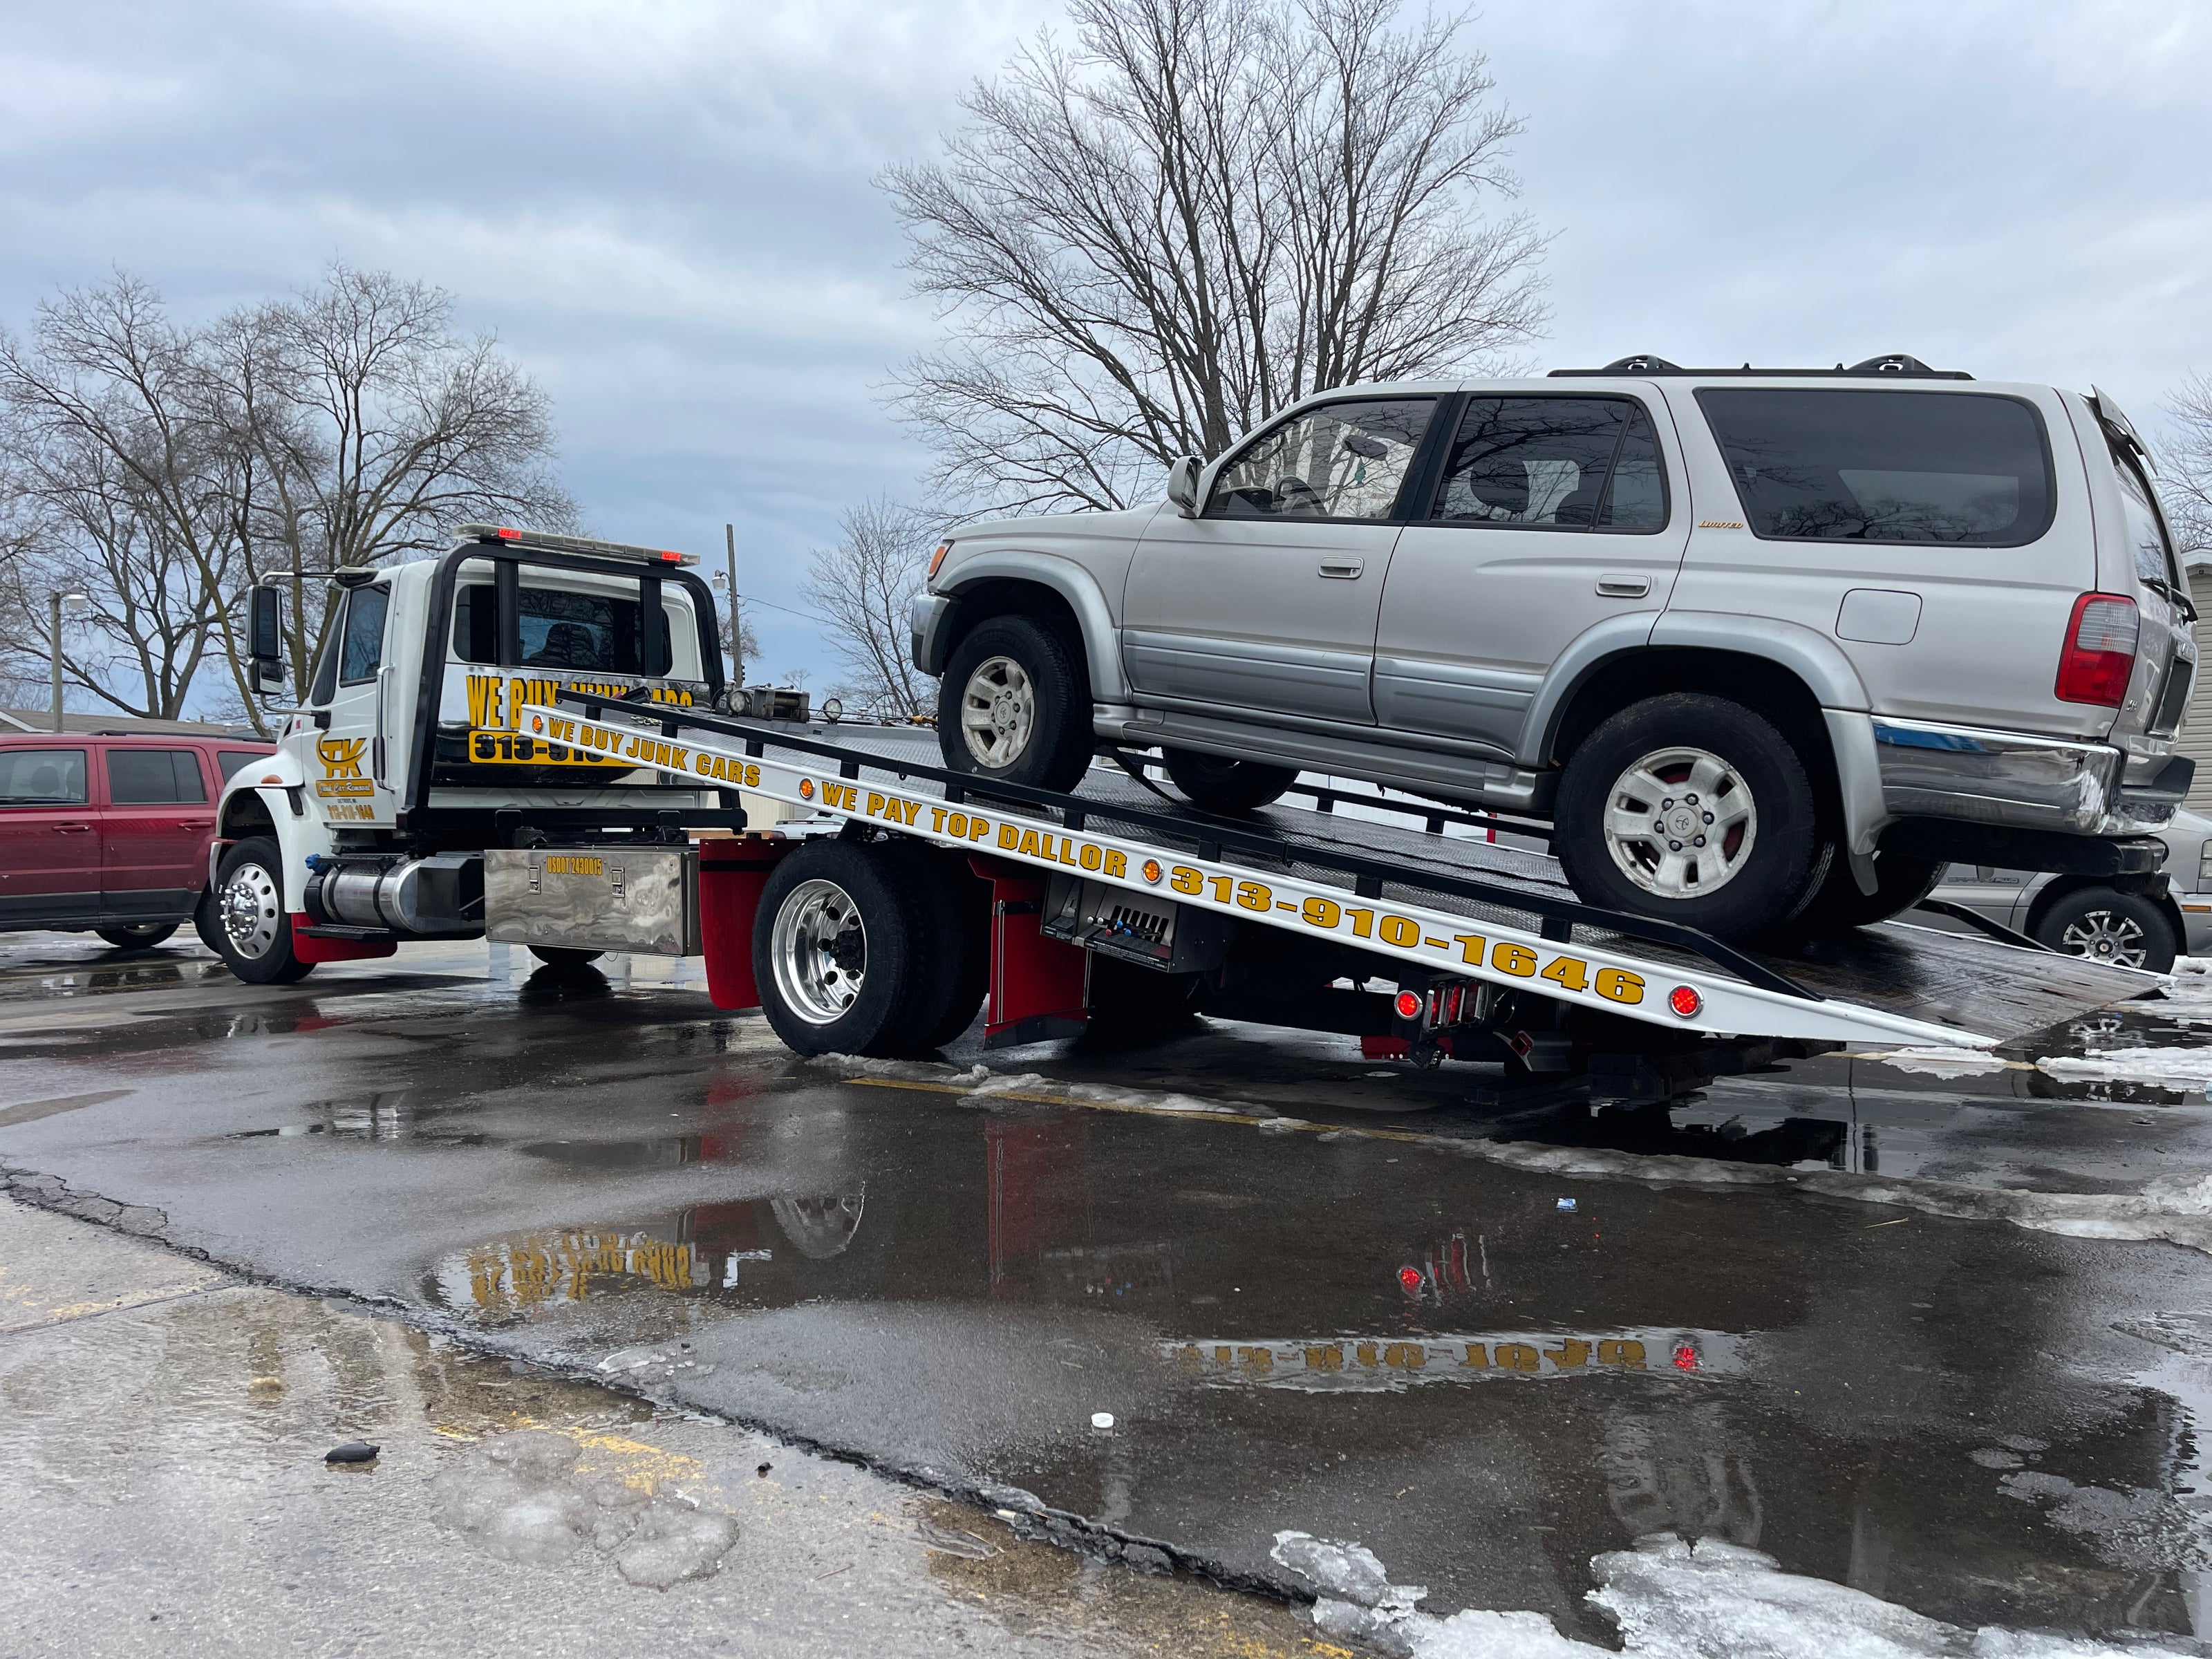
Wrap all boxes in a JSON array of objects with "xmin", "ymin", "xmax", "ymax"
[{"xmin": 1169, "ymin": 1328, "xmax": 1729, "ymax": 1389}]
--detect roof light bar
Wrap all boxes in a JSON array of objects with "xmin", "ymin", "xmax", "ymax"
[{"xmin": 455, "ymin": 524, "xmax": 700, "ymax": 567}]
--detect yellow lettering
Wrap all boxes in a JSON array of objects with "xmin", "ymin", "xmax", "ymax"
[
  {"xmin": 1103, "ymin": 850, "xmax": 1126, "ymax": 878},
  {"xmin": 1078, "ymin": 843, "xmax": 1101, "ymax": 871},
  {"xmin": 467, "ymin": 677, "xmax": 503, "ymax": 729},
  {"xmin": 971, "ymin": 816, "xmax": 993, "ymax": 843},
  {"xmin": 1383, "ymin": 1343, "xmax": 1426, "ymax": 1369},
  {"xmin": 1018, "ymin": 829, "xmax": 1043, "ymax": 858},
  {"xmin": 1304, "ymin": 1344, "xmax": 1343, "ymax": 1371},
  {"xmin": 865, "ymin": 791, "xmax": 886, "ymax": 816},
  {"xmin": 1494, "ymin": 1342, "xmax": 1539, "ymax": 1373},
  {"xmin": 1546, "ymin": 1340, "xmax": 1591, "ymax": 1369},
  {"xmin": 1597, "ymin": 1340, "xmax": 1647, "ymax": 1369},
  {"xmin": 1462, "ymin": 1344, "xmax": 1490, "ymax": 1368}
]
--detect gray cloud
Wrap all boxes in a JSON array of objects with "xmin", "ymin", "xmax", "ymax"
[{"xmin": 3, "ymin": 0, "xmax": 2207, "ymax": 692}]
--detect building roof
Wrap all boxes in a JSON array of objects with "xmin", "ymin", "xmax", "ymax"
[{"xmin": 0, "ymin": 709, "xmax": 264, "ymax": 738}]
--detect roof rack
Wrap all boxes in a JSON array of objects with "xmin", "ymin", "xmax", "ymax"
[
  {"xmin": 1550, "ymin": 354, "xmax": 1972, "ymax": 382},
  {"xmin": 454, "ymin": 524, "xmax": 699, "ymax": 567}
]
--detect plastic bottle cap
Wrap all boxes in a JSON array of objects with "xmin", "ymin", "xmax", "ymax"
[{"xmin": 1090, "ymin": 1412, "xmax": 1115, "ymax": 1431}]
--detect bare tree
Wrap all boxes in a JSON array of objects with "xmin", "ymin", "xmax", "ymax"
[
  {"xmin": 800, "ymin": 499, "xmax": 936, "ymax": 717},
  {"xmin": 2164, "ymin": 373, "xmax": 2212, "ymax": 562},
  {"xmin": 883, "ymin": 0, "xmax": 1547, "ymax": 515},
  {"xmin": 218, "ymin": 265, "xmax": 579, "ymax": 693},
  {"xmin": 0, "ymin": 268, "xmax": 576, "ymax": 730},
  {"xmin": 0, "ymin": 276, "xmax": 254, "ymax": 721}
]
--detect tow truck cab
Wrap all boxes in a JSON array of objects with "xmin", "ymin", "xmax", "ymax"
[{"xmin": 207, "ymin": 526, "xmax": 738, "ymax": 982}]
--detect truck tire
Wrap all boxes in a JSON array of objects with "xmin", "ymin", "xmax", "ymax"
[
  {"xmin": 1553, "ymin": 693, "xmax": 1824, "ymax": 944},
  {"xmin": 753, "ymin": 839, "xmax": 938, "ymax": 1058},
  {"xmin": 1794, "ymin": 850, "xmax": 1944, "ymax": 932},
  {"xmin": 529, "ymin": 946, "xmax": 604, "ymax": 969},
  {"xmin": 211, "ymin": 836, "xmax": 315, "ymax": 984},
  {"xmin": 2032, "ymin": 887, "xmax": 2177, "ymax": 973},
  {"xmin": 96, "ymin": 922, "xmax": 178, "ymax": 950},
  {"xmin": 1163, "ymin": 749, "xmax": 1296, "ymax": 814},
  {"xmin": 937, "ymin": 616, "xmax": 1092, "ymax": 793},
  {"xmin": 883, "ymin": 845, "xmax": 991, "ymax": 1050}
]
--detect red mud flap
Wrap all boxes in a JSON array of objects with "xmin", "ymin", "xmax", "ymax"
[
  {"xmin": 973, "ymin": 859, "xmax": 1087, "ymax": 1049},
  {"xmin": 290, "ymin": 918, "xmax": 396, "ymax": 964},
  {"xmin": 698, "ymin": 838, "xmax": 798, "ymax": 1011}
]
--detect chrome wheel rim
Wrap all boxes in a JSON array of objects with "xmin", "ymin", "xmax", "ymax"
[
  {"xmin": 2056, "ymin": 910, "xmax": 2148, "ymax": 968},
  {"xmin": 959, "ymin": 655, "xmax": 1034, "ymax": 769},
  {"xmin": 221, "ymin": 861, "xmax": 281, "ymax": 960},
  {"xmin": 770, "ymin": 879, "xmax": 867, "ymax": 1024},
  {"xmin": 1600, "ymin": 746, "xmax": 1759, "ymax": 899}
]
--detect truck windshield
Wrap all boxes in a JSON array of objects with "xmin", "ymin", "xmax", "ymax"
[{"xmin": 1696, "ymin": 388, "xmax": 2054, "ymax": 547}]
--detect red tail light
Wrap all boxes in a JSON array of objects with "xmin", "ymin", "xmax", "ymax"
[
  {"xmin": 1393, "ymin": 989, "xmax": 1423, "ymax": 1020},
  {"xmin": 2055, "ymin": 593, "xmax": 2138, "ymax": 707}
]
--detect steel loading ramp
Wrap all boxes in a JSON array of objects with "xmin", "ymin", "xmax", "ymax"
[{"xmin": 534, "ymin": 696, "xmax": 2155, "ymax": 1049}]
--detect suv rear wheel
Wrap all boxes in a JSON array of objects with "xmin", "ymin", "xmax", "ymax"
[
  {"xmin": 1794, "ymin": 850, "xmax": 1943, "ymax": 932},
  {"xmin": 937, "ymin": 616, "xmax": 1092, "ymax": 792},
  {"xmin": 1554, "ymin": 693, "xmax": 1824, "ymax": 942}
]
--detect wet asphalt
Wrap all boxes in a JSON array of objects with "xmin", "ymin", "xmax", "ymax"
[{"xmin": 2, "ymin": 932, "xmax": 2210, "ymax": 1648}]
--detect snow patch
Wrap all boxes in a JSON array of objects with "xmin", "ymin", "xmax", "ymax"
[
  {"xmin": 1270, "ymin": 1528, "xmax": 2196, "ymax": 1658},
  {"xmin": 431, "ymin": 1429, "xmax": 737, "ymax": 1589},
  {"xmin": 804, "ymin": 1053, "xmax": 1255, "ymax": 1116},
  {"xmin": 1873, "ymin": 1047, "xmax": 2009, "ymax": 1078},
  {"xmin": 2037, "ymin": 1046, "xmax": 2212, "ymax": 1087}
]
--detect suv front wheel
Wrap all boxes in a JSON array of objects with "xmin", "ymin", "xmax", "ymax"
[
  {"xmin": 937, "ymin": 616, "xmax": 1093, "ymax": 792},
  {"xmin": 1554, "ymin": 693, "xmax": 1826, "ymax": 943}
]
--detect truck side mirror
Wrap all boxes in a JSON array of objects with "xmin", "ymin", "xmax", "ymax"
[
  {"xmin": 1165, "ymin": 455, "xmax": 1202, "ymax": 517},
  {"xmin": 248, "ymin": 585, "xmax": 285, "ymax": 695}
]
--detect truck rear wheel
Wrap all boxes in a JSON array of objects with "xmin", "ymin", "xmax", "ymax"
[
  {"xmin": 753, "ymin": 840, "xmax": 940, "ymax": 1058},
  {"xmin": 883, "ymin": 843, "xmax": 990, "ymax": 1049},
  {"xmin": 212, "ymin": 836, "xmax": 315, "ymax": 984}
]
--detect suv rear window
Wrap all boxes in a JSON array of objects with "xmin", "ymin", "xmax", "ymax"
[
  {"xmin": 106, "ymin": 749, "xmax": 209, "ymax": 805},
  {"xmin": 1696, "ymin": 388, "xmax": 2054, "ymax": 547}
]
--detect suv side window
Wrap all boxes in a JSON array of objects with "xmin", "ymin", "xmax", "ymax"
[
  {"xmin": 216, "ymin": 749, "xmax": 266, "ymax": 782},
  {"xmin": 0, "ymin": 748, "xmax": 88, "ymax": 805},
  {"xmin": 1431, "ymin": 397, "xmax": 1667, "ymax": 531},
  {"xmin": 1207, "ymin": 399, "xmax": 1436, "ymax": 521},
  {"xmin": 338, "ymin": 585, "xmax": 391, "ymax": 686},
  {"xmin": 1696, "ymin": 388, "xmax": 2055, "ymax": 546},
  {"xmin": 106, "ymin": 749, "xmax": 209, "ymax": 805}
]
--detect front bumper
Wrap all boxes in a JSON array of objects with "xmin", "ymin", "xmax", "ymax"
[
  {"xmin": 1871, "ymin": 715, "xmax": 2191, "ymax": 839},
  {"xmin": 910, "ymin": 592, "xmax": 957, "ymax": 677}
]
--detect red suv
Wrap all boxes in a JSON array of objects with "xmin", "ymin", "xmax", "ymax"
[{"xmin": 0, "ymin": 732, "xmax": 276, "ymax": 950}]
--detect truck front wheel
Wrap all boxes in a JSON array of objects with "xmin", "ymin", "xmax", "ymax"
[
  {"xmin": 753, "ymin": 840, "xmax": 940, "ymax": 1057},
  {"xmin": 212, "ymin": 836, "xmax": 315, "ymax": 984}
]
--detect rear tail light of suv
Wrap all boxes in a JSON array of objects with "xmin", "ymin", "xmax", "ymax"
[{"xmin": 2054, "ymin": 593, "xmax": 2139, "ymax": 707}]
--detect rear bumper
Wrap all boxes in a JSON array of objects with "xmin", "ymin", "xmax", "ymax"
[{"xmin": 1870, "ymin": 715, "xmax": 2191, "ymax": 839}]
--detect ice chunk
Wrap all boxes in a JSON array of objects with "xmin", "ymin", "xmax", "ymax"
[
  {"xmin": 1271, "ymin": 1530, "xmax": 1416, "ymax": 1609},
  {"xmin": 613, "ymin": 1498, "xmax": 739, "ymax": 1590},
  {"xmin": 2037, "ymin": 1046, "xmax": 2212, "ymax": 1087},
  {"xmin": 1875, "ymin": 1047, "xmax": 2007, "ymax": 1078}
]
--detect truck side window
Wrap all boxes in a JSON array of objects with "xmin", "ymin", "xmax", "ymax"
[
  {"xmin": 1431, "ymin": 397, "xmax": 1667, "ymax": 532},
  {"xmin": 451, "ymin": 585, "xmax": 498, "ymax": 665},
  {"xmin": 338, "ymin": 585, "xmax": 391, "ymax": 686}
]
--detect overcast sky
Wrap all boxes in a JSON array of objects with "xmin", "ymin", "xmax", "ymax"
[{"xmin": 3, "ymin": 0, "xmax": 2208, "ymax": 689}]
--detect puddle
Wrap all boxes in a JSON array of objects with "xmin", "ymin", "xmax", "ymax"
[{"xmin": 405, "ymin": 1091, "xmax": 2211, "ymax": 1644}]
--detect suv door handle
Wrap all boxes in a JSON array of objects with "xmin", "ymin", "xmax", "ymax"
[
  {"xmin": 53, "ymin": 823, "xmax": 92, "ymax": 833},
  {"xmin": 1595, "ymin": 573, "xmax": 1651, "ymax": 598},
  {"xmin": 1318, "ymin": 559, "xmax": 1365, "ymax": 579}
]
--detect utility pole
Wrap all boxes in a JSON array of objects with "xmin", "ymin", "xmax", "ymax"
[
  {"xmin": 724, "ymin": 523, "xmax": 743, "ymax": 688},
  {"xmin": 48, "ymin": 592, "xmax": 85, "ymax": 733}
]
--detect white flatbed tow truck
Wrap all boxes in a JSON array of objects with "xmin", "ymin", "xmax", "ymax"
[{"xmin": 207, "ymin": 526, "xmax": 2154, "ymax": 1098}]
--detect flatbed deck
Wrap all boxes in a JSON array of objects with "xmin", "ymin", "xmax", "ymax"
[{"xmin": 529, "ymin": 700, "xmax": 2156, "ymax": 1049}]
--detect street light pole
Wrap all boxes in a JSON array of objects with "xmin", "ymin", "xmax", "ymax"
[
  {"xmin": 48, "ymin": 592, "xmax": 86, "ymax": 733},
  {"xmin": 724, "ymin": 523, "xmax": 742, "ymax": 688}
]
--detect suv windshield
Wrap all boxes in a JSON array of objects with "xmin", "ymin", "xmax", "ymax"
[{"xmin": 1697, "ymin": 388, "xmax": 2054, "ymax": 546}]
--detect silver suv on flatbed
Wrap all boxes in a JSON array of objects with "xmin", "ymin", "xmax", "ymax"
[{"xmin": 912, "ymin": 355, "xmax": 2197, "ymax": 942}]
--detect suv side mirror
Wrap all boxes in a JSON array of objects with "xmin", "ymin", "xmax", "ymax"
[
  {"xmin": 247, "ymin": 584, "xmax": 285, "ymax": 695},
  {"xmin": 1165, "ymin": 455, "xmax": 1202, "ymax": 517}
]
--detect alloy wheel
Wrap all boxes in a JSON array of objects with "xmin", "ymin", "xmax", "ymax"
[
  {"xmin": 1600, "ymin": 746, "xmax": 1759, "ymax": 899},
  {"xmin": 959, "ymin": 655, "xmax": 1035, "ymax": 769},
  {"xmin": 770, "ymin": 878, "xmax": 868, "ymax": 1024}
]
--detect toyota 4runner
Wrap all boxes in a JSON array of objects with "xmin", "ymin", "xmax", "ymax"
[{"xmin": 912, "ymin": 355, "xmax": 2197, "ymax": 943}]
